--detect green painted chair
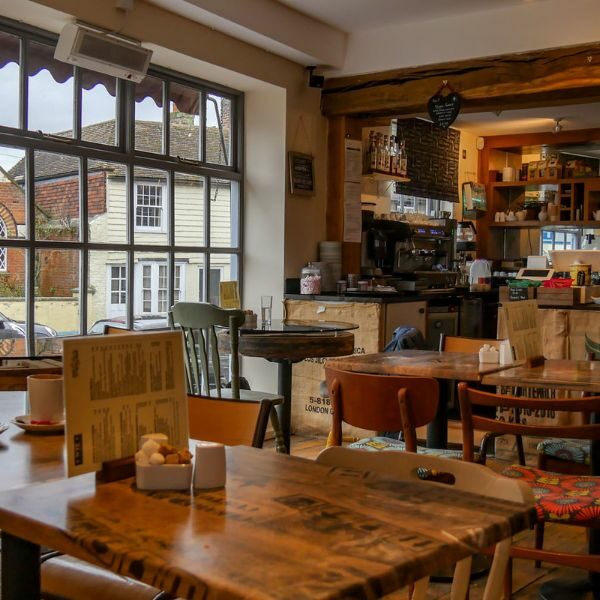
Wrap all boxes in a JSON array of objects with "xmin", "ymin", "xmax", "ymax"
[{"xmin": 170, "ymin": 301, "xmax": 286, "ymax": 452}]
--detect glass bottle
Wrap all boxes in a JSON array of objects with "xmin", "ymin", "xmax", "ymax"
[
  {"xmin": 368, "ymin": 131, "xmax": 377, "ymax": 172},
  {"xmin": 389, "ymin": 135, "xmax": 397, "ymax": 175},
  {"xmin": 382, "ymin": 135, "xmax": 390, "ymax": 172},
  {"xmin": 398, "ymin": 139, "xmax": 408, "ymax": 178}
]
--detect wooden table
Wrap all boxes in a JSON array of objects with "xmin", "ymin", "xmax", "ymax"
[
  {"xmin": 481, "ymin": 359, "xmax": 600, "ymax": 393},
  {"xmin": 0, "ymin": 445, "xmax": 536, "ymax": 600},
  {"xmin": 0, "ymin": 357, "xmax": 62, "ymax": 391},
  {"xmin": 327, "ymin": 350, "xmax": 515, "ymax": 447},
  {"xmin": 232, "ymin": 320, "xmax": 356, "ymax": 452}
]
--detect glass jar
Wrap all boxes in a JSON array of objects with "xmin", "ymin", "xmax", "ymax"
[{"xmin": 300, "ymin": 263, "xmax": 321, "ymax": 295}]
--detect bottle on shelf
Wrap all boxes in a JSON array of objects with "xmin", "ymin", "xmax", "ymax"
[
  {"xmin": 382, "ymin": 135, "xmax": 390, "ymax": 173},
  {"xmin": 398, "ymin": 138, "xmax": 408, "ymax": 178},
  {"xmin": 367, "ymin": 131, "xmax": 377, "ymax": 173},
  {"xmin": 389, "ymin": 135, "xmax": 397, "ymax": 175}
]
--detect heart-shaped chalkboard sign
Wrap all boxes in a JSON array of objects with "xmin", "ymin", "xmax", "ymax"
[{"xmin": 428, "ymin": 91, "xmax": 461, "ymax": 129}]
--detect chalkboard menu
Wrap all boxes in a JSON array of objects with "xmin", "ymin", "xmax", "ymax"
[
  {"xmin": 289, "ymin": 152, "xmax": 315, "ymax": 195},
  {"xmin": 427, "ymin": 92, "xmax": 461, "ymax": 129}
]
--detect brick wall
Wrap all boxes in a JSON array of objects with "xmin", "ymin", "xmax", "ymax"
[
  {"xmin": 395, "ymin": 118, "xmax": 460, "ymax": 203},
  {"xmin": 34, "ymin": 171, "xmax": 106, "ymax": 219}
]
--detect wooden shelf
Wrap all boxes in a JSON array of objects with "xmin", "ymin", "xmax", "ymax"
[
  {"xmin": 490, "ymin": 177, "xmax": 600, "ymax": 188},
  {"xmin": 363, "ymin": 172, "xmax": 410, "ymax": 183},
  {"xmin": 490, "ymin": 220, "xmax": 600, "ymax": 228}
]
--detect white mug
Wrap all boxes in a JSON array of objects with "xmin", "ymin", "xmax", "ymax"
[
  {"xmin": 593, "ymin": 210, "xmax": 600, "ymax": 221},
  {"xmin": 27, "ymin": 374, "xmax": 64, "ymax": 423}
]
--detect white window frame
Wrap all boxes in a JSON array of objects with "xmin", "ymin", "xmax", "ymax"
[
  {"xmin": 134, "ymin": 182, "xmax": 166, "ymax": 232},
  {"xmin": 0, "ymin": 216, "xmax": 7, "ymax": 272},
  {"xmin": 135, "ymin": 262, "xmax": 185, "ymax": 314},
  {"xmin": 107, "ymin": 264, "xmax": 127, "ymax": 316}
]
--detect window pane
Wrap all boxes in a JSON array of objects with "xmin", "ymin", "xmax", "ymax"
[
  {"xmin": 88, "ymin": 250, "xmax": 128, "ymax": 333},
  {"xmin": 1, "ymin": 147, "xmax": 26, "ymax": 239},
  {"xmin": 134, "ymin": 252, "xmax": 170, "ymax": 323},
  {"xmin": 134, "ymin": 167, "xmax": 168, "ymax": 245},
  {"xmin": 34, "ymin": 151, "xmax": 80, "ymax": 241},
  {"xmin": 209, "ymin": 179, "xmax": 238, "ymax": 248},
  {"xmin": 135, "ymin": 75, "xmax": 163, "ymax": 153},
  {"xmin": 28, "ymin": 41, "xmax": 73, "ymax": 135},
  {"xmin": 88, "ymin": 159, "xmax": 127, "ymax": 243},
  {"xmin": 176, "ymin": 253, "xmax": 203, "ymax": 303},
  {"xmin": 34, "ymin": 248, "xmax": 80, "ymax": 353},
  {"xmin": 175, "ymin": 173, "xmax": 205, "ymax": 246},
  {"xmin": 0, "ymin": 31, "xmax": 20, "ymax": 128},
  {"xmin": 210, "ymin": 254, "xmax": 238, "ymax": 305},
  {"xmin": 81, "ymin": 68, "xmax": 117, "ymax": 145},
  {"xmin": 169, "ymin": 82, "xmax": 201, "ymax": 160},
  {"xmin": 206, "ymin": 94, "xmax": 231, "ymax": 166},
  {"xmin": 0, "ymin": 248, "xmax": 26, "ymax": 357}
]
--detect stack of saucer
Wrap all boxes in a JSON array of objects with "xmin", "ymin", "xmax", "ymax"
[{"xmin": 319, "ymin": 241, "xmax": 342, "ymax": 291}]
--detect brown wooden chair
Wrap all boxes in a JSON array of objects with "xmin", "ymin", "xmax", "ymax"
[
  {"xmin": 103, "ymin": 324, "xmax": 131, "ymax": 335},
  {"xmin": 187, "ymin": 393, "xmax": 273, "ymax": 448},
  {"xmin": 325, "ymin": 366, "xmax": 478, "ymax": 460},
  {"xmin": 458, "ymin": 382, "xmax": 600, "ymax": 597},
  {"xmin": 438, "ymin": 334, "xmax": 502, "ymax": 353}
]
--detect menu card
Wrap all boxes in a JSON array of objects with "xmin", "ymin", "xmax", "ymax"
[
  {"xmin": 63, "ymin": 331, "xmax": 188, "ymax": 476},
  {"xmin": 502, "ymin": 300, "xmax": 543, "ymax": 361}
]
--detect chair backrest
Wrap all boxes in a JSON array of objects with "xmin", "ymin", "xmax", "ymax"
[
  {"xmin": 187, "ymin": 394, "xmax": 271, "ymax": 448},
  {"xmin": 170, "ymin": 302, "xmax": 245, "ymax": 399},
  {"xmin": 325, "ymin": 366, "xmax": 439, "ymax": 448},
  {"xmin": 317, "ymin": 446, "xmax": 533, "ymax": 504},
  {"xmin": 439, "ymin": 334, "xmax": 502, "ymax": 353},
  {"xmin": 458, "ymin": 382, "xmax": 600, "ymax": 462}
]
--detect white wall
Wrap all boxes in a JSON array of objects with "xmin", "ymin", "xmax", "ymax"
[{"xmin": 331, "ymin": 0, "xmax": 600, "ymax": 76}]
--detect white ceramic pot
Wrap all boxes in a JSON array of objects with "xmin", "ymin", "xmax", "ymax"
[{"xmin": 538, "ymin": 208, "xmax": 548, "ymax": 221}]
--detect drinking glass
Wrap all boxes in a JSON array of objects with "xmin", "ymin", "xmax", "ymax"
[{"xmin": 261, "ymin": 295, "xmax": 272, "ymax": 327}]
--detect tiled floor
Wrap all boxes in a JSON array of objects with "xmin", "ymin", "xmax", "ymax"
[{"xmin": 278, "ymin": 435, "xmax": 590, "ymax": 599}]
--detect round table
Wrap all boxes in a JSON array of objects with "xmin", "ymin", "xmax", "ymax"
[{"xmin": 230, "ymin": 319, "xmax": 357, "ymax": 453}]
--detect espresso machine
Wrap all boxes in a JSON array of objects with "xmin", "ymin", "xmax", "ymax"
[
  {"xmin": 393, "ymin": 220, "xmax": 458, "ymax": 291},
  {"xmin": 361, "ymin": 219, "xmax": 412, "ymax": 274}
]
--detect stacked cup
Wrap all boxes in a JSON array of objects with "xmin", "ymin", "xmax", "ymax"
[{"xmin": 319, "ymin": 241, "xmax": 342, "ymax": 293}]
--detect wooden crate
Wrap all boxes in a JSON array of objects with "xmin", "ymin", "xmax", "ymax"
[
  {"xmin": 578, "ymin": 285, "xmax": 600, "ymax": 304},
  {"xmin": 537, "ymin": 287, "xmax": 582, "ymax": 306}
]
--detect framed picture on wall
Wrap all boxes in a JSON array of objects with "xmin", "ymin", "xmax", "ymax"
[{"xmin": 288, "ymin": 152, "xmax": 315, "ymax": 196}]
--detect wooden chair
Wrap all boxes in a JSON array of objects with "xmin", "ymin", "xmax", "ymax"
[
  {"xmin": 170, "ymin": 301, "xmax": 285, "ymax": 453},
  {"xmin": 458, "ymin": 382, "xmax": 600, "ymax": 596},
  {"xmin": 103, "ymin": 324, "xmax": 131, "ymax": 335},
  {"xmin": 317, "ymin": 446, "xmax": 534, "ymax": 600},
  {"xmin": 439, "ymin": 334, "xmax": 502, "ymax": 353},
  {"xmin": 325, "ymin": 366, "xmax": 478, "ymax": 460},
  {"xmin": 187, "ymin": 393, "xmax": 272, "ymax": 447}
]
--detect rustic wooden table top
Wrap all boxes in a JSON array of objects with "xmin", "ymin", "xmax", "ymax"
[
  {"xmin": 327, "ymin": 350, "xmax": 513, "ymax": 382},
  {"xmin": 0, "ymin": 446, "xmax": 535, "ymax": 600},
  {"xmin": 0, "ymin": 393, "xmax": 65, "ymax": 491},
  {"xmin": 0, "ymin": 357, "xmax": 62, "ymax": 391},
  {"xmin": 481, "ymin": 359, "xmax": 600, "ymax": 393}
]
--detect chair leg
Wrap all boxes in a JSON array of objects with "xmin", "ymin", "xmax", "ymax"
[
  {"xmin": 534, "ymin": 521, "xmax": 545, "ymax": 568},
  {"xmin": 482, "ymin": 538, "xmax": 512, "ymax": 600},
  {"xmin": 516, "ymin": 435, "xmax": 526, "ymax": 466},
  {"xmin": 411, "ymin": 577, "xmax": 429, "ymax": 600},
  {"xmin": 450, "ymin": 556, "xmax": 472, "ymax": 600},
  {"xmin": 502, "ymin": 554, "xmax": 513, "ymax": 600},
  {"xmin": 269, "ymin": 408, "xmax": 287, "ymax": 454}
]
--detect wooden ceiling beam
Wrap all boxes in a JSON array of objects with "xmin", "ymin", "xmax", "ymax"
[{"xmin": 321, "ymin": 43, "xmax": 600, "ymax": 117}]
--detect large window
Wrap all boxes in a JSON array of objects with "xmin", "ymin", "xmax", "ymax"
[{"xmin": 0, "ymin": 18, "xmax": 242, "ymax": 354}]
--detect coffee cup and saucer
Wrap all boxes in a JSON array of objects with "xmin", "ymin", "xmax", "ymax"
[{"xmin": 12, "ymin": 374, "xmax": 65, "ymax": 434}]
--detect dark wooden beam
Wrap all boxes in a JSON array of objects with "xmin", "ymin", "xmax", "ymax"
[
  {"xmin": 322, "ymin": 43, "xmax": 600, "ymax": 118},
  {"xmin": 482, "ymin": 128, "xmax": 600, "ymax": 149}
]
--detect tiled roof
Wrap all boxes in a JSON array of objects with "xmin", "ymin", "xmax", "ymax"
[{"xmin": 9, "ymin": 116, "xmax": 229, "ymax": 182}]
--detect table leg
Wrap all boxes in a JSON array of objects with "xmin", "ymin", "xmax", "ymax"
[
  {"xmin": 426, "ymin": 380, "xmax": 449, "ymax": 449},
  {"xmin": 276, "ymin": 360, "xmax": 292, "ymax": 454},
  {"xmin": 1, "ymin": 531, "xmax": 40, "ymax": 600}
]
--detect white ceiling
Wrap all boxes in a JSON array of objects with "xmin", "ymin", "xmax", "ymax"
[{"xmin": 276, "ymin": 0, "xmax": 543, "ymax": 31}]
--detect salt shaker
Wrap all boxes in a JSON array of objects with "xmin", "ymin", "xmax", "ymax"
[{"xmin": 193, "ymin": 442, "xmax": 226, "ymax": 490}]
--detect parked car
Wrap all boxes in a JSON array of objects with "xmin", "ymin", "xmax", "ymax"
[
  {"xmin": 0, "ymin": 310, "xmax": 57, "ymax": 339},
  {"xmin": 88, "ymin": 315, "xmax": 169, "ymax": 335}
]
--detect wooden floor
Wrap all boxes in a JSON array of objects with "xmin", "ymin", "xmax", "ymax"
[{"xmin": 273, "ymin": 435, "xmax": 589, "ymax": 600}]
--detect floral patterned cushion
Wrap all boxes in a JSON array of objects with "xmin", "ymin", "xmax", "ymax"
[
  {"xmin": 348, "ymin": 436, "xmax": 468, "ymax": 460},
  {"xmin": 502, "ymin": 465, "xmax": 600, "ymax": 525},
  {"xmin": 536, "ymin": 438, "xmax": 590, "ymax": 465}
]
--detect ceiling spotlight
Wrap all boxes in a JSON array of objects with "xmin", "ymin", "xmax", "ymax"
[{"xmin": 553, "ymin": 118, "xmax": 563, "ymax": 134}]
